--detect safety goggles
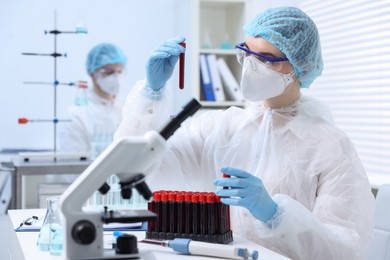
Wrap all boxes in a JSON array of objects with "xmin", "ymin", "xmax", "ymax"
[
  {"xmin": 235, "ymin": 42, "xmax": 289, "ymax": 71},
  {"xmin": 95, "ymin": 68, "xmax": 124, "ymax": 77}
]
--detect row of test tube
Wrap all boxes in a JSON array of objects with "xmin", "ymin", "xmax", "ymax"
[{"xmin": 147, "ymin": 190, "xmax": 232, "ymax": 244}]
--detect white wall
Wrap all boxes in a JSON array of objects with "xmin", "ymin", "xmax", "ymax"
[
  {"xmin": 0, "ymin": 0, "xmax": 193, "ymax": 150},
  {"xmin": 249, "ymin": 0, "xmax": 298, "ymax": 17}
]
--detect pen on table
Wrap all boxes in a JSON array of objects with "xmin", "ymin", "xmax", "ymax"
[
  {"xmin": 140, "ymin": 238, "xmax": 258, "ymax": 260},
  {"xmin": 179, "ymin": 42, "xmax": 186, "ymax": 89},
  {"xmin": 19, "ymin": 215, "xmax": 38, "ymax": 227}
]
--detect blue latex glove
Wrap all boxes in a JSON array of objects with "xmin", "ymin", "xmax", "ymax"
[
  {"xmin": 145, "ymin": 36, "xmax": 186, "ymax": 91},
  {"xmin": 214, "ymin": 167, "xmax": 278, "ymax": 223}
]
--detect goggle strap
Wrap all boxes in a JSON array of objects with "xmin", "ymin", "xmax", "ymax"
[{"xmin": 235, "ymin": 43, "xmax": 288, "ymax": 63}]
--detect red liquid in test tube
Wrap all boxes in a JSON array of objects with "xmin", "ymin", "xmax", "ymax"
[
  {"xmin": 179, "ymin": 42, "xmax": 186, "ymax": 89},
  {"xmin": 154, "ymin": 192, "xmax": 161, "ymax": 232},
  {"xmin": 199, "ymin": 194, "xmax": 207, "ymax": 235},
  {"xmin": 145, "ymin": 190, "xmax": 233, "ymax": 243},
  {"xmin": 226, "ymin": 202, "xmax": 231, "ymax": 232},
  {"xmin": 147, "ymin": 195, "xmax": 155, "ymax": 232},
  {"xmin": 216, "ymin": 195, "xmax": 226, "ymax": 234},
  {"xmin": 184, "ymin": 193, "xmax": 192, "ymax": 234},
  {"xmin": 207, "ymin": 194, "xmax": 216, "ymax": 235},
  {"xmin": 176, "ymin": 193, "xmax": 185, "ymax": 234},
  {"xmin": 161, "ymin": 193, "xmax": 169, "ymax": 233},
  {"xmin": 191, "ymin": 194, "xmax": 199, "ymax": 234},
  {"xmin": 169, "ymin": 192, "xmax": 177, "ymax": 233},
  {"xmin": 222, "ymin": 173, "xmax": 231, "ymax": 233}
]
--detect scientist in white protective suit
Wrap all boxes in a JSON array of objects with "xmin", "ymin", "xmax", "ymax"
[
  {"xmin": 115, "ymin": 6, "xmax": 375, "ymax": 260},
  {"xmin": 59, "ymin": 43, "xmax": 127, "ymax": 156}
]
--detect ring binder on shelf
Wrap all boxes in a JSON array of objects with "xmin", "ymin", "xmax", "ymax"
[
  {"xmin": 217, "ymin": 58, "xmax": 243, "ymax": 102},
  {"xmin": 207, "ymin": 54, "xmax": 226, "ymax": 102},
  {"xmin": 199, "ymin": 54, "xmax": 216, "ymax": 101}
]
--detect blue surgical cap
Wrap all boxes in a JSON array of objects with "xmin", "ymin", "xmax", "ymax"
[
  {"xmin": 86, "ymin": 43, "xmax": 127, "ymax": 75},
  {"xmin": 244, "ymin": 6, "xmax": 323, "ymax": 88}
]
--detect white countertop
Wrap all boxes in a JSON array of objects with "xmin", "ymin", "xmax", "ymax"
[{"xmin": 8, "ymin": 209, "xmax": 290, "ymax": 260}]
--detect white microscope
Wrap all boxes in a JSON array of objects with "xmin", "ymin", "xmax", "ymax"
[{"xmin": 60, "ymin": 99, "xmax": 201, "ymax": 260}]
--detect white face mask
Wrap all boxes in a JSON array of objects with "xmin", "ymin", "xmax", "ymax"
[
  {"xmin": 96, "ymin": 74, "xmax": 121, "ymax": 96},
  {"xmin": 240, "ymin": 56, "xmax": 295, "ymax": 102}
]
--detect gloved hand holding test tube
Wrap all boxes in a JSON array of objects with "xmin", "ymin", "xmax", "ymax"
[{"xmin": 140, "ymin": 238, "xmax": 258, "ymax": 260}]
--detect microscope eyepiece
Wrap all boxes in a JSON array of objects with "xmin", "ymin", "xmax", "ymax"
[{"xmin": 159, "ymin": 98, "xmax": 201, "ymax": 140}]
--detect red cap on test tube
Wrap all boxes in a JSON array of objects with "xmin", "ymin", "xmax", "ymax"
[
  {"xmin": 176, "ymin": 193, "xmax": 184, "ymax": 202},
  {"xmin": 184, "ymin": 193, "xmax": 192, "ymax": 202},
  {"xmin": 153, "ymin": 192, "xmax": 161, "ymax": 201}
]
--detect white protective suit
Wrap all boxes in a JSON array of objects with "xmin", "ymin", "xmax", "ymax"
[
  {"xmin": 46, "ymin": 90, "xmax": 122, "ymax": 183},
  {"xmin": 59, "ymin": 90, "xmax": 122, "ymax": 154},
  {"xmin": 115, "ymin": 81, "xmax": 375, "ymax": 260}
]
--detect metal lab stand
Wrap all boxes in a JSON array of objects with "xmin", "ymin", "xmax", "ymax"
[{"xmin": 1, "ymin": 159, "xmax": 90, "ymax": 209}]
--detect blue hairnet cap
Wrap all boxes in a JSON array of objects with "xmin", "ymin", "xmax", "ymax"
[
  {"xmin": 86, "ymin": 43, "xmax": 127, "ymax": 75},
  {"xmin": 244, "ymin": 6, "xmax": 323, "ymax": 88}
]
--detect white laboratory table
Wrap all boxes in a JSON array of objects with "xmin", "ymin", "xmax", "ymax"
[{"xmin": 8, "ymin": 209, "xmax": 290, "ymax": 260}]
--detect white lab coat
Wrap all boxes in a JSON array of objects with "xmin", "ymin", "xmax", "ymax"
[
  {"xmin": 115, "ymin": 81, "xmax": 375, "ymax": 260},
  {"xmin": 59, "ymin": 90, "xmax": 122, "ymax": 154},
  {"xmin": 47, "ymin": 90, "xmax": 122, "ymax": 183}
]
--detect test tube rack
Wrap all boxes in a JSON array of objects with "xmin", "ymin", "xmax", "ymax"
[
  {"xmin": 146, "ymin": 190, "xmax": 233, "ymax": 244},
  {"xmin": 20, "ymin": 10, "xmax": 87, "ymax": 159}
]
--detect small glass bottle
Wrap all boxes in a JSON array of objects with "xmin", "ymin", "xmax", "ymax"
[
  {"xmin": 74, "ymin": 80, "xmax": 88, "ymax": 106},
  {"xmin": 36, "ymin": 196, "xmax": 63, "ymax": 255},
  {"xmin": 220, "ymin": 33, "xmax": 234, "ymax": 49},
  {"xmin": 202, "ymin": 29, "xmax": 213, "ymax": 49}
]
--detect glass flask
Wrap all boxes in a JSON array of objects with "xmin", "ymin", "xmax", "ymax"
[{"xmin": 36, "ymin": 196, "xmax": 63, "ymax": 255}]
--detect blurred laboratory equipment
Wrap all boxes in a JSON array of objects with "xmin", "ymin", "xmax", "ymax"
[
  {"xmin": 36, "ymin": 196, "xmax": 63, "ymax": 256},
  {"xmin": 220, "ymin": 33, "xmax": 234, "ymax": 49},
  {"xmin": 0, "ymin": 170, "xmax": 11, "ymax": 215},
  {"xmin": 20, "ymin": 10, "xmax": 87, "ymax": 161},
  {"xmin": 18, "ymin": 118, "xmax": 71, "ymax": 124},
  {"xmin": 91, "ymin": 123, "xmax": 115, "ymax": 160},
  {"xmin": 202, "ymin": 29, "xmax": 213, "ymax": 49},
  {"xmin": 74, "ymin": 80, "xmax": 89, "ymax": 106},
  {"xmin": 0, "ymin": 169, "xmax": 24, "ymax": 260},
  {"xmin": 85, "ymin": 174, "xmax": 149, "ymax": 211},
  {"xmin": 0, "ymin": 158, "xmax": 89, "ymax": 209}
]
